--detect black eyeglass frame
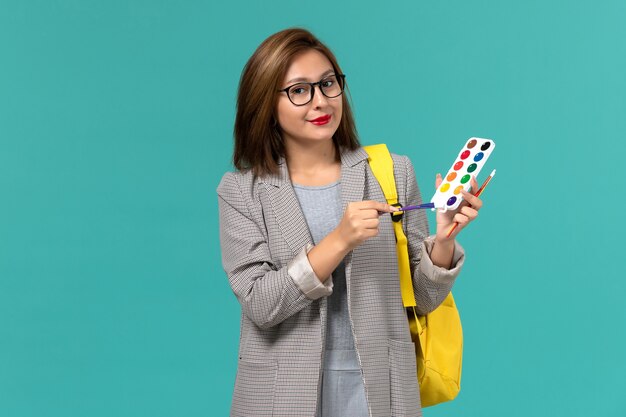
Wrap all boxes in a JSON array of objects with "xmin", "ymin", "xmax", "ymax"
[{"xmin": 277, "ymin": 74, "xmax": 346, "ymax": 106}]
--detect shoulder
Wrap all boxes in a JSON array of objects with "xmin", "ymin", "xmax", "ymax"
[
  {"xmin": 387, "ymin": 152, "xmax": 420, "ymax": 197},
  {"xmin": 389, "ymin": 152, "xmax": 411, "ymax": 167},
  {"xmin": 388, "ymin": 152, "xmax": 415, "ymax": 178},
  {"xmin": 216, "ymin": 169, "xmax": 258, "ymax": 205},
  {"xmin": 358, "ymin": 145, "xmax": 413, "ymax": 172},
  {"xmin": 360, "ymin": 145, "xmax": 416, "ymax": 187}
]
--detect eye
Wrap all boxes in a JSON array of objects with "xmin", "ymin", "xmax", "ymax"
[
  {"xmin": 322, "ymin": 79, "xmax": 334, "ymax": 88},
  {"xmin": 290, "ymin": 84, "xmax": 309, "ymax": 95}
]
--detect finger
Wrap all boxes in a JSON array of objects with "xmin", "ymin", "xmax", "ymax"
[
  {"xmin": 360, "ymin": 200, "xmax": 396, "ymax": 213},
  {"xmin": 362, "ymin": 227, "xmax": 380, "ymax": 239},
  {"xmin": 459, "ymin": 206, "xmax": 479, "ymax": 220},
  {"xmin": 464, "ymin": 176, "xmax": 483, "ymax": 205},
  {"xmin": 435, "ymin": 173, "xmax": 442, "ymax": 189},
  {"xmin": 470, "ymin": 175, "xmax": 479, "ymax": 193},
  {"xmin": 453, "ymin": 213, "xmax": 470, "ymax": 226},
  {"xmin": 455, "ymin": 196, "xmax": 470, "ymax": 210},
  {"xmin": 364, "ymin": 208, "xmax": 384, "ymax": 219},
  {"xmin": 362, "ymin": 218, "xmax": 380, "ymax": 229},
  {"xmin": 460, "ymin": 189, "xmax": 483, "ymax": 209}
]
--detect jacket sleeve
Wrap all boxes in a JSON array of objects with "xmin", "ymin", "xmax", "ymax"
[
  {"xmin": 402, "ymin": 155, "xmax": 466, "ymax": 315},
  {"xmin": 217, "ymin": 172, "xmax": 333, "ymax": 330}
]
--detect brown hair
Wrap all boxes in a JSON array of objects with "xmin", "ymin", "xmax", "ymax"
[{"xmin": 233, "ymin": 27, "xmax": 360, "ymax": 176}]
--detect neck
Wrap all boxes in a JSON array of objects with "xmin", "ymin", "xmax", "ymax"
[
  {"xmin": 284, "ymin": 139, "xmax": 341, "ymax": 186},
  {"xmin": 284, "ymin": 139, "xmax": 339, "ymax": 175}
]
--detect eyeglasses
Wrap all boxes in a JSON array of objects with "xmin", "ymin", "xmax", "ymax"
[{"xmin": 278, "ymin": 74, "xmax": 346, "ymax": 106}]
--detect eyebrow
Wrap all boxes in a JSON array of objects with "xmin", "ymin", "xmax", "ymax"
[{"xmin": 286, "ymin": 69, "xmax": 335, "ymax": 84}]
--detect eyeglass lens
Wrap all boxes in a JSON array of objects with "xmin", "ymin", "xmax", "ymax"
[{"xmin": 288, "ymin": 75, "xmax": 343, "ymax": 106}]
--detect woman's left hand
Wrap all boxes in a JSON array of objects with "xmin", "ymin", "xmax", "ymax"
[{"xmin": 434, "ymin": 173, "xmax": 483, "ymax": 242}]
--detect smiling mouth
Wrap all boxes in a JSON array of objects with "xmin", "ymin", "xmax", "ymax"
[{"xmin": 309, "ymin": 115, "xmax": 331, "ymax": 124}]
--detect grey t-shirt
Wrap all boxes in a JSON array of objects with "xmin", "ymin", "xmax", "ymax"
[
  {"xmin": 292, "ymin": 180, "xmax": 355, "ymax": 352},
  {"xmin": 292, "ymin": 180, "xmax": 369, "ymax": 416}
]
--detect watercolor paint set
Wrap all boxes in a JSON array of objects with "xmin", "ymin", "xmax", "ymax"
[{"xmin": 430, "ymin": 137, "xmax": 496, "ymax": 211}]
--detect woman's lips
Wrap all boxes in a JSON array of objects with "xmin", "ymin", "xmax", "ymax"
[{"xmin": 309, "ymin": 115, "xmax": 331, "ymax": 125}]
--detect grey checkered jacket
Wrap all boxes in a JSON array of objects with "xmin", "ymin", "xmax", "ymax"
[{"xmin": 217, "ymin": 146, "xmax": 465, "ymax": 417}]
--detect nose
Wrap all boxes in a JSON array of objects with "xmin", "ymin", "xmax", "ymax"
[{"xmin": 311, "ymin": 83, "xmax": 329, "ymax": 107}]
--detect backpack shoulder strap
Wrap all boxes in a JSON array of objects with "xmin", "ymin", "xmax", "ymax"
[
  {"xmin": 363, "ymin": 144, "xmax": 417, "ymax": 308},
  {"xmin": 362, "ymin": 144, "xmax": 400, "ymax": 207}
]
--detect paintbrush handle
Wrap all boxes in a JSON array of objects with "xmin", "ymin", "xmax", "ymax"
[{"xmin": 398, "ymin": 203, "xmax": 435, "ymax": 212}]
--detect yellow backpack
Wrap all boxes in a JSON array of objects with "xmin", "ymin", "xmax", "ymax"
[{"xmin": 363, "ymin": 144, "xmax": 463, "ymax": 407}]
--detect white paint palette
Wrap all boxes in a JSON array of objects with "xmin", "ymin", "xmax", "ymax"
[{"xmin": 430, "ymin": 137, "xmax": 496, "ymax": 211}]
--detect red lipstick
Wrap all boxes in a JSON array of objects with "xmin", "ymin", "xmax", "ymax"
[{"xmin": 309, "ymin": 114, "xmax": 331, "ymax": 125}]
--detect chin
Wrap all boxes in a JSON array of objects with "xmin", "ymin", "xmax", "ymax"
[{"xmin": 308, "ymin": 123, "xmax": 339, "ymax": 134}]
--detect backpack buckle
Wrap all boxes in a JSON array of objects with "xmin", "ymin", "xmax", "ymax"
[{"xmin": 391, "ymin": 203, "xmax": 404, "ymax": 222}]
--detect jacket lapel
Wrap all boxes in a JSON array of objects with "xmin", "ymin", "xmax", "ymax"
[
  {"xmin": 339, "ymin": 147, "xmax": 368, "ymax": 214},
  {"xmin": 260, "ymin": 146, "xmax": 370, "ymax": 257},
  {"xmin": 262, "ymin": 158, "xmax": 313, "ymax": 256}
]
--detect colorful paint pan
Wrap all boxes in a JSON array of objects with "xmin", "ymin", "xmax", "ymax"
[{"xmin": 430, "ymin": 137, "xmax": 496, "ymax": 211}]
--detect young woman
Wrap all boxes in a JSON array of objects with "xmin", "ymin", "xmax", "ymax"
[{"xmin": 217, "ymin": 27, "xmax": 482, "ymax": 417}]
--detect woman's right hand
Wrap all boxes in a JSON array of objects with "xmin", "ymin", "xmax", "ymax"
[
  {"xmin": 307, "ymin": 201, "xmax": 397, "ymax": 281},
  {"xmin": 332, "ymin": 201, "xmax": 397, "ymax": 252}
]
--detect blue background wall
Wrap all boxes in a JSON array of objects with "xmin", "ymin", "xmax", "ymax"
[{"xmin": 1, "ymin": 1, "xmax": 624, "ymax": 415}]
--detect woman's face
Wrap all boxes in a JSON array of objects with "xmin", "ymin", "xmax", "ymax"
[{"xmin": 276, "ymin": 49, "xmax": 343, "ymax": 148}]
